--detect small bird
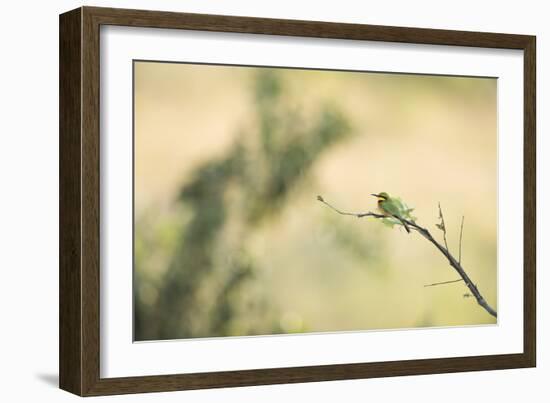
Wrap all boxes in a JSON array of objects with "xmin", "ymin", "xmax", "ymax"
[{"xmin": 371, "ymin": 192, "xmax": 411, "ymax": 233}]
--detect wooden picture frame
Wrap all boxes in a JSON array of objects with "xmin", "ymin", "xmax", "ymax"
[{"xmin": 59, "ymin": 6, "xmax": 536, "ymax": 396}]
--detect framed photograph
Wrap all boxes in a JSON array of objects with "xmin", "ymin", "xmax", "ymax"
[{"xmin": 59, "ymin": 6, "xmax": 536, "ymax": 396}]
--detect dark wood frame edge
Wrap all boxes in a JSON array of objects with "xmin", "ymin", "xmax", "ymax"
[{"xmin": 59, "ymin": 6, "xmax": 536, "ymax": 397}]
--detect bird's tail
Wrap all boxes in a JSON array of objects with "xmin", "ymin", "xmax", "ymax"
[{"xmin": 393, "ymin": 215, "xmax": 411, "ymax": 233}]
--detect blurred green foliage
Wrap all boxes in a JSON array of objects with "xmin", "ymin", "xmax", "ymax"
[{"xmin": 135, "ymin": 70, "xmax": 352, "ymax": 340}]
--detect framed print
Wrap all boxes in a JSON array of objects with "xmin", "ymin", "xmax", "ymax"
[{"xmin": 59, "ymin": 6, "xmax": 536, "ymax": 396}]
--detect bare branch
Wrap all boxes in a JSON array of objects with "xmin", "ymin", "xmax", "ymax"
[
  {"xmin": 459, "ymin": 216, "xmax": 465, "ymax": 264},
  {"xmin": 317, "ymin": 195, "xmax": 497, "ymax": 318},
  {"xmin": 424, "ymin": 279, "xmax": 463, "ymax": 288},
  {"xmin": 437, "ymin": 202, "xmax": 449, "ymax": 251},
  {"xmin": 316, "ymin": 195, "xmax": 385, "ymax": 219}
]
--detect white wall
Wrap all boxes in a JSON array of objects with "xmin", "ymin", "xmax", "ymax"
[{"xmin": 0, "ymin": 1, "xmax": 546, "ymax": 402}]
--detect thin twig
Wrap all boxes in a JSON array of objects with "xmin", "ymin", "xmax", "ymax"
[
  {"xmin": 316, "ymin": 195, "xmax": 385, "ymax": 219},
  {"xmin": 459, "ymin": 216, "xmax": 465, "ymax": 264},
  {"xmin": 424, "ymin": 279, "xmax": 464, "ymax": 287},
  {"xmin": 437, "ymin": 203, "xmax": 449, "ymax": 251},
  {"xmin": 317, "ymin": 196, "xmax": 497, "ymax": 318}
]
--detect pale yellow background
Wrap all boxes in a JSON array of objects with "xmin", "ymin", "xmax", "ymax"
[{"xmin": 134, "ymin": 61, "xmax": 497, "ymax": 341}]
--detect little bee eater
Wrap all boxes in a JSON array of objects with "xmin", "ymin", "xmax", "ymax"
[{"xmin": 371, "ymin": 192, "xmax": 411, "ymax": 233}]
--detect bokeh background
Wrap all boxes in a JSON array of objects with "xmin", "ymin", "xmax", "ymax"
[{"xmin": 133, "ymin": 61, "xmax": 497, "ymax": 341}]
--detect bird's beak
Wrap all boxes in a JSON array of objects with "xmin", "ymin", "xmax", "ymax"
[{"xmin": 371, "ymin": 193, "xmax": 380, "ymax": 197}]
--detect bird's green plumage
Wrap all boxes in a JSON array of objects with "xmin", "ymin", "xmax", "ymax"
[
  {"xmin": 379, "ymin": 198, "xmax": 401, "ymax": 216},
  {"xmin": 372, "ymin": 192, "xmax": 416, "ymax": 233}
]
